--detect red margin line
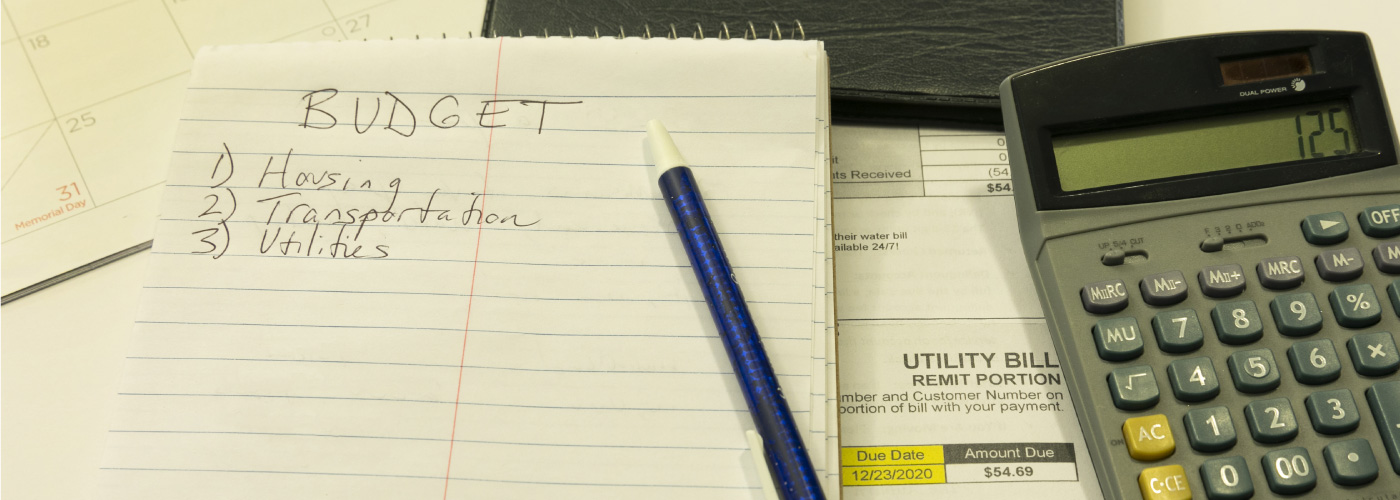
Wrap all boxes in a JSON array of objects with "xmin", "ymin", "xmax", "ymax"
[{"xmin": 442, "ymin": 36, "xmax": 505, "ymax": 500}]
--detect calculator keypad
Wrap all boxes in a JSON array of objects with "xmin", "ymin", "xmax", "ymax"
[{"xmin": 1064, "ymin": 202, "xmax": 1400, "ymax": 500}]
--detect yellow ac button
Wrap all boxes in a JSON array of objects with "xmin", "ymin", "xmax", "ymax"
[
  {"xmin": 1138, "ymin": 464, "xmax": 1191, "ymax": 500},
  {"xmin": 1122, "ymin": 414, "xmax": 1175, "ymax": 461}
]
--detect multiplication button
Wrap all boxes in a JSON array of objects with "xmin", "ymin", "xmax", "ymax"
[
  {"xmin": 1081, "ymin": 279, "xmax": 1129, "ymax": 314},
  {"xmin": 1257, "ymin": 256, "xmax": 1305, "ymax": 289},
  {"xmin": 1199, "ymin": 264, "xmax": 1246, "ymax": 297},
  {"xmin": 1347, "ymin": 331, "xmax": 1398, "ymax": 376},
  {"xmin": 1140, "ymin": 271, "xmax": 1188, "ymax": 305}
]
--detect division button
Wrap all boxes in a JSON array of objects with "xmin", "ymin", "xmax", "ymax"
[
  {"xmin": 1257, "ymin": 256, "xmax": 1305, "ymax": 289},
  {"xmin": 1261, "ymin": 447, "xmax": 1316, "ymax": 494},
  {"xmin": 1302, "ymin": 211, "xmax": 1350, "ymax": 245},
  {"xmin": 1347, "ymin": 331, "xmax": 1398, "ymax": 376},
  {"xmin": 1329, "ymin": 284, "xmax": 1382, "ymax": 328},
  {"xmin": 1200, "ymin": 456, "xmax": 1253, "ymax": 500},
  {"xmin": 1199, "ymin": 264, "xmax": 1246, "ymax": 297},
  {"xmin": 1211, "ymin": 301, "xmax": 1263, "ymax": 345},
  {"xmin": 1229, "ymin": 349, "xmax": 1280, "ymax": 393},
  {"xmin": 1365, "ymin": 380, "xmax": 1400, "ymax": 474},
  {"xmin": 1093, "ymin": 317, "xmax": 1144, "ymax": 361},
  {"xmin": 1376, "ymin": 242, "xmax": 1400, "ymax": 274},
  {"xmin": 1270, "ymin": 292, "xmax": 1322, "ymax": 336},
  {"xmin": 1166, "ymin": 357, "xmax": 1219, "ymax": 402},
  {"xmin": 1152, "ymin": 309, "xmax": 1204, "ymax": 353},
  {"xmin": 1303, "ymin": 389, "xmax": 1361, "ymax": 434},
  {"xmin": 1323, "ymin": 439, "xmax": 1379, "ymax": 486},
  {"xmin": 1316, "ymin": 247, "xmax": 1364, "ymax": 282},
  {"xmin": 1123, "ymin": 414, "xmax": 1176, "ymax": 461},
  {"xmin": 1108, "ymin": 365, "xmax": 1159, "ymax": 411},
  {"xmin": 1138, "ymin": 464, "xmax": 1191, "ymax": 500},
  {"xmin": 1286, "ymin": 339, "xmax": 1342, "ymax": 385},
  {"xmin": 1081, "ymin": 279, "xmax": 1129, "ymax": 314},
  {"xmin": 1140, "ymin": 271, "xmax": 1188, "ymax": 305},
  {"xmin": 1183, "ymin": 406, "xmax": 1236, "ymax": 452},
  {"xmin": 1359, "ymin": 204, "xmax": 1400, "ymax": 237}
]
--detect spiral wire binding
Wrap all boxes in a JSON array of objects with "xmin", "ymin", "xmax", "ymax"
[
  {"xmin": 483, "ymin": 21, "xmax": 805, "ymax": 40},
  {"xmin": 370, "ymin": 21, "xmax": 806, "ymax": 41}
]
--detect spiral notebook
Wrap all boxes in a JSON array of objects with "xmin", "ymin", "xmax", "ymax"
[{"xmin": 96, "ymin": 37, "xmax": 835, "ymax": 498}]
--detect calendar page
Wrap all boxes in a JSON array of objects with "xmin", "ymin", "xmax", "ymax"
[{"xmin": 0, "ymin": 0, "xmax": 486, "ymax": 299}]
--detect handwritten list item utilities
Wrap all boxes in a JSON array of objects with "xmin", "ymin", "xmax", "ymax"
[{"xmin": 98, "ymin": 37, "xmax": 831, "ymax": 499}]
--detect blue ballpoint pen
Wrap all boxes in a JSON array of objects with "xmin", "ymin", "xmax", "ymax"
[{"xmin": 646, "ymin": 120, "xmax": 826, "ymax": 500}]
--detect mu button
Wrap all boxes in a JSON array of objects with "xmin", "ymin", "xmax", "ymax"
[
  {"xmin": 1124, "ymin": 414, "xmax": 1176, "ymax": 461},
  {"xmin": 1139, "ymin": 464, "xmax": 1192, "ymax": 500}
]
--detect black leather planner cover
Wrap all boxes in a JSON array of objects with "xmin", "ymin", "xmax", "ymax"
[{"xmin": 482, "ymin": 0, "xmax": 1122, "ymax": 123}]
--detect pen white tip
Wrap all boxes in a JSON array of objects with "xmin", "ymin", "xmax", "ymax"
[{"xmin": 646, "ymin": 119, "xmax": 687, "ymax": 176}]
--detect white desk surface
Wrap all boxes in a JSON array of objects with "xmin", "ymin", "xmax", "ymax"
[{"xmin": 5, "ymin": 1, "xmax": 1398, "ymax": 498}]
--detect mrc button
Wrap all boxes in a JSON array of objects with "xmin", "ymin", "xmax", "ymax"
[
  {"xmin": 1257, "ymin": 256, "xmax": 1305, "ymax": 289},
  {"xmin": 1302, "ymin": 212, "xmax": 1350, "ymax": 245},
  {"xmin": 1359, "ymin": 204, "xmax": 1400, "ymax": 237},
  {"xmin": 1081, "ymin": 279, "xmax": 1129, "ymax": 313}
]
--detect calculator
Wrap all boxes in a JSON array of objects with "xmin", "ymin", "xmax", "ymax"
[{"xmin": 1000, "ymin": 32, "xmax": 1399, "ymax": 499}]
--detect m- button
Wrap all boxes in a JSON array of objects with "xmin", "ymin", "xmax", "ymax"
[
  {"xmin": 1081, "ymin": 279, "xmax": 1129, "ymax": 314},
  {"xmin": 1199, "ymin": 264, "xmax": 1246, "ymax": 297}
]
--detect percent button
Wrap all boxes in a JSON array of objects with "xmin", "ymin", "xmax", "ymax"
[{"xmin": 1330, "ymin": 284, "xmax": 1382, "ymax": 328}]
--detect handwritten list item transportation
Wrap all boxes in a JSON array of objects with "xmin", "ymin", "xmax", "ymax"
[{"xmin": 97, "ymin": 37, "xmax": 832, "ymax": 498}]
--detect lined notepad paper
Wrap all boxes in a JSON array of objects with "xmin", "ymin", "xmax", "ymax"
[{"xmin": 97, "ymin": 38, "xmax": 833, "ymax": 498}]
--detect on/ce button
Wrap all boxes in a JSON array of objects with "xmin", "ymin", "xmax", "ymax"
[{"xmin": 1139, "ymin": 464, "xmax": 1192, "ymax": 500}]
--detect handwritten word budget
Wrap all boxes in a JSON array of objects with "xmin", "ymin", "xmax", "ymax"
[{"xmin": 97, "ymin": 38, "xmax": 833, "ymax": 499}]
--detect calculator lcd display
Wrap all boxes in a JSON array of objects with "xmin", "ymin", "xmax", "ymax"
[{"xmin": 1053, "ymin": 100, "xmax": 1358, "ymax": 192}]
